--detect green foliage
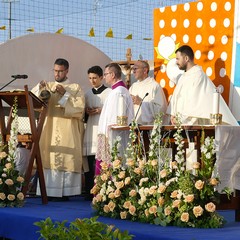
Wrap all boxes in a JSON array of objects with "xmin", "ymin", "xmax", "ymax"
[{"xmin": 34, "ymin": 216, "xmax": 134, "ymax": 240}]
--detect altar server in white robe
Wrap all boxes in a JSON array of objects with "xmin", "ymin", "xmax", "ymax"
[
  {"xmin": 167, "ymin": 45, "xmax": 238, "ymax": 126},
  {"xmin": 32, "ymin": 58, "xmax": 85, "ymax": 200},
  {"xmin": 130, "ymin": 60, "xmax": 167, "ymax": 124},
  {"xmin": 95, "ymin": 63, "xmax": 134, "ymax": 174},
  {"xmin": 83, "ymin": 65, "xmax": 111, "ymax": 200}
]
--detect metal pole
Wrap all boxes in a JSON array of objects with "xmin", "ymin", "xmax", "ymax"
[{"xmin": 9, "ymin": 1, "xmax": 12, "ymax": 39}]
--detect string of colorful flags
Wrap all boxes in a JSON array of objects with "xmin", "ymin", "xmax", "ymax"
[{"xmin": 0, "ymin": 25, "xmax": 152, "ymax": 40}]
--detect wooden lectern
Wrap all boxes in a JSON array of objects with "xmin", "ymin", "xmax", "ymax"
[{"xmin": 0, "ymin": 85, "xmax": 48, "ymax": 204}]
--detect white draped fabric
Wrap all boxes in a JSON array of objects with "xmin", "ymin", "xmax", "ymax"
[{"xmin": 215, "ymin": 125, "xmax": 240, "ymax": 192}]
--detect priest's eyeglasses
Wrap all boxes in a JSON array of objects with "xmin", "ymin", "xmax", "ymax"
[
  {"xmin": 104, "ymin": 72, "xmax": 112, "ymax": 76},
  {"xmin": 131, "ymin": 67, "xmax": 143, "ymax": 71},
  {"xmin": 53, "ymin": 69, "xmax": 67, "ymax": 73}
]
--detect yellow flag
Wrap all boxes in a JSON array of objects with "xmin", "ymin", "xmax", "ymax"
[
  {"xmin": 56, "ymin": 28, "xmax": 64, "ymax": 34},
  {"xmin": 125, "ymin": 34, "xmax": 132, "ymax": 40},
  {"xmin": 26, "ymin": 28, "xmax": 34, "ymax": 32},
  {"xmin": 105, "ymin": 28, "xmax": 113, "ymax": 38},
  {"xmin": 88, "ymin": 27, "xmax": 95, "ymax": 37},
  {"xmin": 0, "ymin": 26, "xmax": 6, "ymax": 30}
]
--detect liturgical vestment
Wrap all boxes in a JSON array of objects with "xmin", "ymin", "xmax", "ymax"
[{"xmin": 32, "ymin": 80, "xmax": 85, "ymax": 197}]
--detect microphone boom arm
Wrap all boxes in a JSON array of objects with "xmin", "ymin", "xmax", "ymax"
[
  {"xmin": 134, "ymin": 92, "xmax": 149, "ymax": 121},
  {"xmin": 0, "ymin": 77, "xmax": 18, "ymax": 91}
]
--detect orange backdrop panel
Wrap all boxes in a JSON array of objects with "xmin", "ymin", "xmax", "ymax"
[{"xmin": 154, "ymin": 0, "xmax": 235, "ymax": 104}]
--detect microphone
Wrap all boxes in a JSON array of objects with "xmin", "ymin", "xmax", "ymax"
[
  {"xmin": 134, "ymin": 92, "xmax": 149, "ymax": 121},
  {"xmin": 11, "ymin": 74, "xmax": 28, "ymax": 79},
  {"xmin": 0, "ymin": 74, "xmax": 28, "ymax": 91}
]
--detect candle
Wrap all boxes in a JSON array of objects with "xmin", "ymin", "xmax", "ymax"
[
  {"xmin": 213, "ymin": 88, "xmax": 220, "ymax": 114},
  {"xmin": 118, "ymin": 94, "xmax": 125, "ymax": 116}
]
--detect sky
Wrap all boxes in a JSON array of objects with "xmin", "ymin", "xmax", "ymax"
[{"xmin": 0, "ymin": 0, "xmax": 194, "ymax": 61}]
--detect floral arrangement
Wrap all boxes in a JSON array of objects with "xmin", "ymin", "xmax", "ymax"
[
  {"xmin": 0, "ymin": 97, "xmax": 25, "ymax": 207},
  {"xmin": 91, "ymin": 114, "xmax": 225, "ymax": 228}
]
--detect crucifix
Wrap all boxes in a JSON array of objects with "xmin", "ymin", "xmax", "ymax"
[{"xmin": 115, "ymin": 48, "xmax": 136, "ymax": 89}]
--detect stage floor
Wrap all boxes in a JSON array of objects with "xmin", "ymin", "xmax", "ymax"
[{"xmin": 0, "ymin": 195, "xmax": 240, "ymax": 240}]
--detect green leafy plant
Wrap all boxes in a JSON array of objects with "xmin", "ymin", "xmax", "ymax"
[
  {"xmin": 0, "ymin": 97, "xmax": 25, "ymax": 207},
  {"xmin": 34, "ymin": 216, "xmax": 134, "ymax": 240},
  {"xmin": 92, "ymin": 114, "xmax": 225, "ymax": 228}
]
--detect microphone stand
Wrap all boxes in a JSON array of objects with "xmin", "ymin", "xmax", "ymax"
[
  {"xmin": 134, "ymin": 93, "xmax": 149, "ymax": 122},
  {"xmin": 0, "ymin": 77, "xmax": 18, "ymax": 91}
]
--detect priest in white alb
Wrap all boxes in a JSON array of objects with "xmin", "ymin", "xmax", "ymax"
[
  {"xmin": 130, "ymin": 60, "xmax": 167, "ymax": 125},
  {"xmin": 95, "ymin": 63, "xmax": 134, "ymax": 174},
  {"xmin": 167, "ymin": 45, "xmax": 238, "ymax": 126}
]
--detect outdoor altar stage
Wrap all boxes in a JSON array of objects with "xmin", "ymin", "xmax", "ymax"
[{"xmin": 0, "ymin": 195, "xmax": 240, "ymax": 240}]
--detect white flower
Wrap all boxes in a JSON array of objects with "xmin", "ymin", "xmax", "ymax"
[
  {"xmin": 116, "ymin": 136, "xmax": 121, "ymax": 141},
  {"xmin": 205, "ymin": 152, "xmax": 211, "ymax": 159}
]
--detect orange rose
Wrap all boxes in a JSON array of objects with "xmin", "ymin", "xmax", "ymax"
[
  {"xmin": 129, "ymin": 205, "xmax": 136, "ymax": 215},
  {"xmin": 193, "ymin": 205, "xmax": 204, "ymax": 217},
  {"xmin": 103, "ymin": 205, "xmax": 110, "ymax": 213},
  {"xmin": 160, "ymin": 169, "xmax": 168, "ymax": 178},
  {"xmin": 134, "ymin": 167, "xmax": 141, "ymax": 175},
  {"xmin": 100, "ymin": 161, "xmax": 109, "ymax": 171},
  {"xmin": 171, "ymin": 161, "xmax": 178, "ymax": 169},
  {"xmin": 149, "ymin": 186, "xmax": 157, "ymax": 195},
  {"xmin": 158, "ymin": 196, "xmax": 165, "ymax": 206},
  {"xmin": 118, "ymin": 171, "xmax": 126, "ymax": 179},
  {"xmin": 108, "ymin": 201, "xmax": 116, "ymax": 212},
  {"xmin": 126, "ymin": 158, "xmax": 135, "ymax": 167},
  {"xmin": 17, "ymin": 192, "xmax": 24, "ymax": 201},
  {"xmin": 149, "ymin": 205, "xmax": 157, "ymax": 214},
  {"xmin": 129, "ymin": 189, "xmax": 137, "ymax": 197},
  {"xmin": 195, "ymin": 180, "xmax": 204, "ymax": 190},
  {"xmin": 144, "ymin": 209, "xmax": 149, "ymax": 217},
  {"xmin": 138, "ymin": 160, "xmax": 145, "ymax": 169},
  {"xmin": 158, "ymin": 184, "xmax": 166, "ymax": 193},
  {"xmin": 123, "ymin": 200, "xmax": 131, "ymax": 209},
  {"xmin": 95, "ymin": 194, "xmax": 103, "ymax": 202},
  {"xmin": 151, "ymin": 159, "xmax": 158, "ymax": 167},
  {"xmin": 112, "ymin": 159, "xmax": 121, "ymax": 169},
  {"xmin": 124, "ymin": 177, "xmax": 131, "ymax": 185},
  {"xmin": 120, "ymin": 211, "xmax": 127, "ymax": 219},
  {"xmin": 90, "ymin": 185, "xmax": 99, "ymax": 195},
  {"xmin": 164, "ymin": 206, "xmax": 171, "ymax": 216},
  {"xmin": 5, "ymin": 163, "xmax": 12, "ymax": 169},
  {"xmin": 180, "ymin": 212, "xmax": 189, "ymax": 222},
  {"xmin": 205, "ymin": 202, "xmax": 216, "ymax": 213},
  {"xmin": 209, "ymin": 178, "xmax": 218, "ymax": 186},
  {"xmin": 114, "ymin": 181, "xmax": 124, "ymax": 189},
  {"xmin": 7, "ymin": 194, "xmax": 15, "ymax": 201},
  {"xmin": 5, "ymin": 179, "xmax": 14, "ymax": 186},
  {"xmin": 0, "ymin": 152, "xmax": 7, "ymax": 159},
  {"xmin": 17, "ymin": 176, "xmax": 24, "ymax": 183},
  {"xmin": 101, "ymin": 173, "xmax": 108, "ymax": 181},
  {"xmin": 172, "ymin": 199, "xmax": 181, "ymax": 208},
  {"xmin": 0, "ymin": 192, "xmax": 6, "ymax": 200},
  {"xmin": 184, "ymin": 194, "xmax": 194, "ymax": 203},
  {"xmin": 108, "ymin": 192, "xmax": 115, "ymax": 199},
  {"xmin": 170, "ymin": 190, "xmax": 178, "ymax": 198},
  {"xmin": 114, "ymin": 189, "xmax": 121, "ymax": 198}
]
